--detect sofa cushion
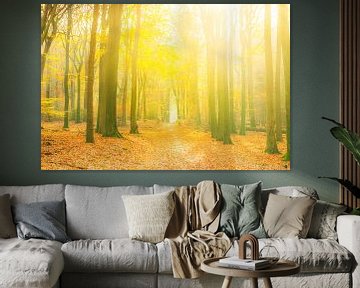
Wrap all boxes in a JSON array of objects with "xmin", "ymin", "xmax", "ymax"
[
  {"xmin": 234, "ymin": 238, "xmax": 353, "ymax": 273},
  {"xmin": 262, "ymin": 238, "xmax": 354, "ymax": 273},
  {"xmin": 307, "ymin": 200, "xmax": 347, "ymax": 240},
  {"xmin": 157, "ymin": 237, "xmax": 353, "ymax": 274},
  {"xmin": 156, "ymin": 240, "xmax": 173, "ymax": 274},
  {"xmin": 0, "ymin": 194, "xmax": 16, "ymax": 238},
  {"xmin": 0, "ymin": 184, "xmax": 65, "ymax": 204},
  {"xmin": 12, "ymin": 200, "xmax": 70, "ymax": 243},
  {"xmin": 218, "ymin": 182, "xmax": 266, "ymax": 238},
  {"xmin": 61, "ymin": 239, "xmax": 158, "ymax": 273},
  {"xmin": 122, "ymin": 191, "xmax": 175, "ymax": 243},
  {"xmin": 153, "ymin": 184, "xmax": 176, "ymax": 194},
  {"xmin": 263, "ymin": 194, "xmax": 316, "ymax": 238},
  {"xmin": 65, "ymin": 185, "xmax": 153, "ymax": 239},
  {"xmin": 0, "ymin": 238, "xmax": 64, "ymax": 288},
  {"xmin": 261, "ymin": 186, "xmax": 319, "ymax": 212}
]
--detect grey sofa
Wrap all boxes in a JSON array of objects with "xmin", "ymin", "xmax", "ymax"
[{"xmin": 0, "ymin": 184, "xmax": 359, "ymax": 288}]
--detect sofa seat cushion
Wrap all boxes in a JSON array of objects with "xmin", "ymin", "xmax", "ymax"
[
  {"xmin": 0, "ymin": 238, "xmax": 64, "ymax": 288},
  {"xmin": 230, "ymin": 238, "xmax": 354, "ymax": 273},
  {"xmin": 61, "ymin": 239, "xmax": 158, "ymax": 273},
  {"xmin": 157, "ymin": 238, "xmax": 353, "ymax": 274}
]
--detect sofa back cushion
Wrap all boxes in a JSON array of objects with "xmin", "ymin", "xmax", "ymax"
[
  {"xmin": 65, "ymin": 185, "xmax": 153, "ymax": 239},
  {"xmin": 261, "ymin": 186, "xmax": 319, "ymax": 212},
  {"xmin": 153, "ymin": 184, "xmax": 176, "ymax": 194},
  {"xmin": 307, "ymin": 200, "xmax": 347, "ymax": 240},
  {"xmin": 0, "ymin": 184, "xmax": 65, "ymax": 204},
  {"xmin": 0, "ymin": 194, "xmax": 17, "ymax": 238}
]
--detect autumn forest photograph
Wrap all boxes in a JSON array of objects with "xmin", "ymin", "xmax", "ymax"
[{"xmin": 41, "ymin": 4, "xmax": 290, "ymax": 170}]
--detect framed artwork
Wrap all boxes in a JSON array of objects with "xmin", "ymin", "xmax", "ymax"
[{"xmin": 41, "ymin": 4, "xmax": 290, "ymax": 170}]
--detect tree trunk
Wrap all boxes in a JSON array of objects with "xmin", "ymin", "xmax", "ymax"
[
  {"xmin": 202, "ymin": 9, "xmax": 217, "ymax": 138},
  {"xmin": 248, "ymin": 58, "xmax": 256, "ymax": 128},
  {"xmin": 222, "ymin": 10, "xmax": 232, "ymax": 144},
  {"xmin": 85, "ymin": 4, "xmax": 100, "ymax": 143},
  {"xmin": 239, "ymin": 8, "xmax": 247, "ymax": 136},
  {"xmin": 141, "ymin": 73, "xmax": 147, "ymax": 120},
  {"xmin": 70, "ymin": 77, "xmax": 75, "ymax": 120},
  {"xmin": 45, "ymin": 58, "xmax": 51, "ymax": 99},
  {"xmin": 121, "ymin": 21, "xmax": 132, "ymax": 127},
  {"xmin": 228, "ymin": 9, "xmax": 236, "ymax": 133},
  {"xmin": 239, "ymin": 58, "xmax": 247, "ymax": 135},
  {"xmin": 217, "ymin": 9, "xmax": 232, "ymax": 144},
  {"xmin": 247, "ymin": 12, "xmax": 256, "ymax": 129},
  {"xmin": 41, "ymin": 35, "xmax": 54, "ymax": 80},
  {"xmin": 96, "ymin": 4, "xmax": 108, "ymax": 134},
  {"xmin": 41, "ymin": 4, "xmax": 63, "ymax": 79},
  {"xmin": 102, "ymin": 4, "xmax": 123, "ymax": 137},
  {"xmin": 191, "ymin": 54, "xmax": 201, "ymax": 126},
  {"xmin": 121, "ymin": 64, "xmax": 128, "ymax": 126},
  {"xmin": 130, "ymin": 5, "xmax": 141, "ymax": 134},
  {"xmin": 280, "ymin": 5, "xmax": 290, "ymax": 160},
  {"xmin": 137, "ymin": 73, "xmax": 142, "ymax": 119},
  {"xmin": 264, "ymin": 5, "xmax": 279, "ymax": 154},
  {"xmin": 63, "ymin": 5, "xmax": 72, "ymax": 129},
  {"xmin": 274, "ymin": 6, "xmax": 283, "ymax": 141},
  {"xmin": 76, "ymin": 71, "xmax": 81, "ymax": 123},
  {"xmin": 207, "ymin": 44, "xmax": 217, "ymax": 137},
  {"xmin": 83, "ymin": 48, "xmax": 89, "ymax": 122}
]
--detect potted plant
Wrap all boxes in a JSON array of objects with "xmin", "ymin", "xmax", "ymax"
[{"xmin": 320, "ymin": 117, "xmax": 360, "ymax": 215}]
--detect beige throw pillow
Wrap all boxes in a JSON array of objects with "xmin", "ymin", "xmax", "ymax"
[
  {"xmin": 122, "ymin": 191, "xmax": 175, "ymax": 243},
  {"xmin": 263, "ymin": 193, "xmax": 316, "ymax": 238},
  {"xmin": 0, "ymin": 194, "xmax": 16, "ymax": 238}
]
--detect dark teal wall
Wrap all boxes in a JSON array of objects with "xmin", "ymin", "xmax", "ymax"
[{"xmin": 0, "ymin": 0, "xmax": 340, "ymax": 202}]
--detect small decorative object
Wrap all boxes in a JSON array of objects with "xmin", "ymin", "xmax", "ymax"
[
  {"xmin": 238, "ymin": 234, "xmax": 279, "ymax": 266},
  {"xmin": 238, "ymin": 234, "xmax": 259, "ymax": 260},
  {"xmin": 259, "ymin": 245, "xmax": 280, "ymax": 264}
]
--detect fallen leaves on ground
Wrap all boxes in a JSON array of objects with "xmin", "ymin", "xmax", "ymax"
[{"xmin": 41, "ymin": 121, "xmax": 290, "ymax": 170}]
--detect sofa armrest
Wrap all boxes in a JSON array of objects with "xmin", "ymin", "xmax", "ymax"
[{"xmin": 337, "ymin": 215, "xmax": 360, "ymax": 288}]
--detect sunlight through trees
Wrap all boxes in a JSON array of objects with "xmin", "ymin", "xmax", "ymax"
[{"xmin": 41, "ymin": 4, "xmax": 290, "ymax": 170}]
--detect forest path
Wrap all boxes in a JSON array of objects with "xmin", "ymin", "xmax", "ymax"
[{"xmin": 41, "ymin": 121, "xmax": 289, "ymax": 170}]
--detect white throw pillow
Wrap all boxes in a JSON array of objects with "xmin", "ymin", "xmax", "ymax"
[{"xmin": 122, "ymin": 191, "xmax": 175, "ymax": 243}]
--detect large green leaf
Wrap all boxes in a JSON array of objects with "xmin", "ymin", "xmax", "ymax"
[
  {"xmin": 322, "ymin": 117, "xmax": 360, "ymax": 165},
  {"xmin": 330, "ymin": 127, "xmax": 360, "ymax": 165},
  {"xmin": 318, "ymin": 177, "xmax": 360, "ymax": 199}
]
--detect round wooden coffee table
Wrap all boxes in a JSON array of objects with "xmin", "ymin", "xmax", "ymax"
[{"xmin": 201, "ymin": 257, "xmax": 300, "ymax": 288}]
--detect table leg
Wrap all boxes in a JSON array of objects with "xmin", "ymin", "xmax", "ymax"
[
  {"xmin": 263, "ymin": 277, "xmax": 273, "ymax": 288},
  {"xmin": 251, "ymin": 278, "xmax": 258, "ymax": 288},
  {"xmin": 221, "ymin": 276, "xmax": 233, "ymax": 288}
]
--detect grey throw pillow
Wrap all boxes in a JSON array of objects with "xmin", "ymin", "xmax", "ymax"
[
  {"xmin": 307, "ymin": 200, "xmax": 347, "ymax": 240},
  {"xmin": 263, "ymin": 194, "xmax": 316, "ymax": 238},
  {"xmin": 0, "ymin": 194, "xmax": 16, "ymax": 238},
  {"xmin": 12, "ymin": 200, "xmax": 70, "ymax": 243},
  {"xmin": 218, "ymin": 182, "xmax": 266, "ymax": 238}
]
